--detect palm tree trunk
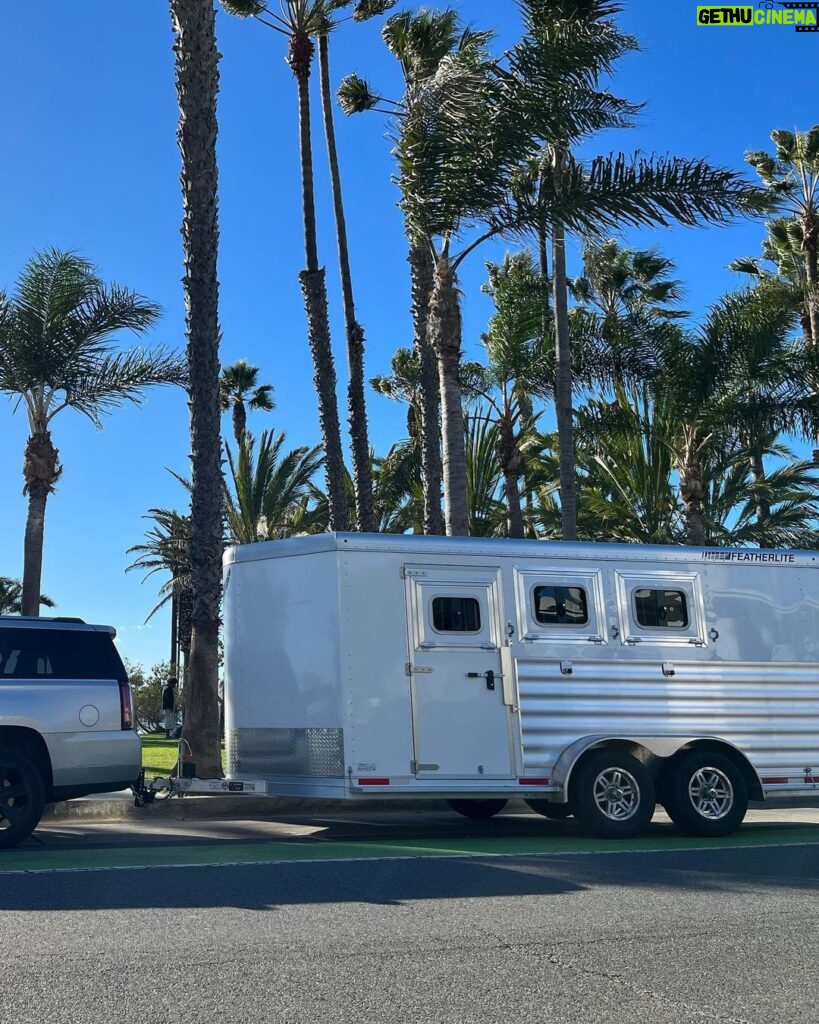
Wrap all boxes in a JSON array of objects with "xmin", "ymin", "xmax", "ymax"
[
  {"xmin": 498, "ymin": 415, "xmax": 525, "ymax": 539},
  {"xmin": 552, "ymin": 214, "xmax": 577, "ymax": 541},
  {"xmin": 290, "ymin": 32, "xmax": 349, "ymax": 533},
  {"xmin": 409, "ymin": 242, "xmax": 444, "ymax": 535},
  {"xmin": 231, "ymin": 401, "xmax": 246, "ymax": 446},
  {"xmin": 429, "ymin": 255, "xmax": 468, "ymax": 536},
  {"xmin": 21, "ymin": 429, "xmax": 61, "ymax": 616},
  {"xmin": 170, "ymin": 0, "xmax": 222, "ymax": 779},
  {"xmin": 803, "ymin": 209, "xmax": 819, "ymax": 348},
  {"xmin": 680, "ymin": 434, "xmax": 706, "ymax": 546},
  {"xmin": 318, "ymin": 35, "xmax": 374, "ymax": 533},
  {"xmin": 170, "ymin": 590, "xmax": 179, "ymax": 670},
  {"xmin": 749, "ymin": 449, "xmax": 772, "ymax": 521}
]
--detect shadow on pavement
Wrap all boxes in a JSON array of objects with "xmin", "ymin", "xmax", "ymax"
[{"xmin": 2, "ymin": 815, "xmax": 819, "ymax": 913}]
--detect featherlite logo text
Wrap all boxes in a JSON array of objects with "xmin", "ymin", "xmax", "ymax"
[{"xmin": 697, "ymin": 4, "xmax": 818, "ymax": 28}]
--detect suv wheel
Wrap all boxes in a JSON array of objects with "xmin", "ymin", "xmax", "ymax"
[{"xmin": 0, "ymin": 748, "xmax": 46, "ymax": 849}]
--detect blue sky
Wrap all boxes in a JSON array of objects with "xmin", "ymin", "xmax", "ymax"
[{"xmin": 1, "ymin": 1, "xmax": 817, "ymax": 670}]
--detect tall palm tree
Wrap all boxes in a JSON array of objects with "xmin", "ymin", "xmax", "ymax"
[
  {"xmin": 0, "ymin": 248, "xmax": 181, "ymax": 616},
  {"xmin": 0, "ymin": 578, "xmax": 55, "ymax": 616},
  {"xmin": 169, "ymin": 0, "xmax": 224, "ymax": 778},
  {"xmin": 507, "ymin": 0, "xmax": 770, "ymax": 541},
  {"xmin": 315, "ymin": 0, "xmax": 396, "ymax": 532},
  {"xmin": 220, "ymin": 0, "xmax": 349, "ymax": 531},
  {"xmin": 746, "ymin": 128, "xmax": 819, "ymax": 346},
  {"xmin": 338, "ymin": 9, "xmax": 490, "ymax": 536},
  {"xmin": 219, "ymin": 359, "xmax": 275, "ymax": 444}
]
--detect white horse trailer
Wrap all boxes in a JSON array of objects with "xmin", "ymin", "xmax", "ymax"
[{"xmin": 219, "ymin": 533, "xmax": 819, "ymax": 838}]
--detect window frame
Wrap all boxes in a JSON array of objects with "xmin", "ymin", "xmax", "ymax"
[
  {"xmin": 515, "ymin": 568, "xmax": 605, "ymax": 645},
  {"xmin": 614, "ymin": 570, "xmax": 706, "ymax": 647}
]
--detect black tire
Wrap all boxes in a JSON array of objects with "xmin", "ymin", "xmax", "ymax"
[
  {"xmin": 525, "ymin": 799, "xmax": 572, "ymax": 820},
  {"xmin": 570, "ymin": 750, "xmax": 656, "ymax": 839},
  {"xmin": 663, "ymin": 751, "xmax": 747, "ymax": 837},
  {"xmin": 448, "ymin": 799, "xmax": 508, "ymax": 820},
  {"xmin": 0, "ymin": 747, "xmax": 46, "ymax": 850}
]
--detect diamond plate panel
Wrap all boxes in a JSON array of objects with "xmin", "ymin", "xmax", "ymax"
[{"xmin": 229, "ymin": 727, "xmax": 344, "ymax": 777}]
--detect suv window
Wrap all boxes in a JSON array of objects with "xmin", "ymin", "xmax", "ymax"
[{"xmin": 0, "ymin": 628, "xmax": 126, "ymax": 681}]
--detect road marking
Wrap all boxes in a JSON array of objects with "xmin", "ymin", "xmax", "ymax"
[{"xmin": 3, "ymin": 824, "xmax": 819, "ymax": 874}]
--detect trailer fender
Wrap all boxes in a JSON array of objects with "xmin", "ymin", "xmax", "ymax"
[{"xmin": 552, "ymin": 735, "xmax": 763, "ymax": 802}]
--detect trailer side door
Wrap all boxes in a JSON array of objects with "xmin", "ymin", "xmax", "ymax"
[{"xmin": 404, "ymin": 564, "xmax": 514, "ymax": 780}]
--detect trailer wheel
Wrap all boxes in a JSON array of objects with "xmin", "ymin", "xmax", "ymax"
[
  {"xmin": 570, "ymin": 750, "xmax": 655, "ymax": 839},
  {"xmin": 0, "ymin": 747, "xmax": 46, "ymax": 850},
  {"xmin": 525, "ymin": 799, "xmax": 572, "ymax": 820},
  {"xmin": 663, "ymin": 751, "xmax": 747, "ymax": 837},
  {"xmin": 448, "ymin": 799, "xmax": 508, "ymax": 820}
]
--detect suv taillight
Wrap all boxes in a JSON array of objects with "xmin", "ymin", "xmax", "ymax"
[{"xmin": 119, "ymin": 681, "xmax": 134, "ymax": 730}]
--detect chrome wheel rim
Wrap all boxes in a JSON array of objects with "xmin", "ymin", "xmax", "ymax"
[
  {"xmin": 688, "ymin": 767, "xmax": 733, "ymax": 820},
  {"xmin": 0, "ymin": 764, "xmax": 29, "ymax": 833},
  {"xmin": 593, "ymin": 767, "xmax": 641, "ymax": 821}
]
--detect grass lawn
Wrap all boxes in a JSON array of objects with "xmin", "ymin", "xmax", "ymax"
[
  {"xmin": 141, "ymin": 737, "xmax": 227, "ymax": 775},
  {"xmin": 141, "ymin": 737, "xmax": 183, "ymax": 774}
]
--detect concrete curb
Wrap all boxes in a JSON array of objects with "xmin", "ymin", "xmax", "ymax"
[{"xmin": 41, "ymin": 792, "xmax": 457, "ymax": 822}]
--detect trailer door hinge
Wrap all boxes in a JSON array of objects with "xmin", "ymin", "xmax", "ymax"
[
  {"xmin": 406, "ymin": 663, "xmax": 433, "ymax": 675},
  {"xmin": 401, "ymin": 566, "xmax": 427, "ymax": 579}
]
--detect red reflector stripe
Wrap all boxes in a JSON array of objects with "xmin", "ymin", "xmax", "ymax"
[
  {"xmin": 519, "ymin": 778, "xmax": 549, "ymax": 785},
  {"xmin": 358, "ymin": 778, "xmax": 390, "ymax": 786},
  {"xmin": 761, "ymin": 777, "xmax": 789, "ymax": 785}
]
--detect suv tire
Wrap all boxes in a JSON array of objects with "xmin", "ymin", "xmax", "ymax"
[{"xmin": 0, "ymin": 747, "xmax": 46, "ymax": 850}]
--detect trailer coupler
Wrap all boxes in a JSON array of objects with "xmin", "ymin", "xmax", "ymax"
[{"xmin": 131, "ymin": 768, "xmax": 268, "ymax": 806}]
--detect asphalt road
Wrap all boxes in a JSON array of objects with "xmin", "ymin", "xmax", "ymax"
[{"xmin": 2, "ymin": 809, "xmax": 819, "ymax": 1024}]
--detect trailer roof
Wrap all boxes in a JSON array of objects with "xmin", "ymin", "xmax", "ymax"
[{"xmin": 224, "ymin": 533, "xmax": 819, "ymax": 569}]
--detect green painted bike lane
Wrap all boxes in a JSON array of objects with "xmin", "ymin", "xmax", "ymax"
[{"xmin": 4, "ymin": 823, "xmax": 819, "ymax": 873}]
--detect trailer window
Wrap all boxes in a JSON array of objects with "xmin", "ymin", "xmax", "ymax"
[
  {"xmin": 634, "ymin": 589, "xmax": 688, "ymax": 629},
  {"xmin": 533, "ymin": 586, "xmax": 588, "ymax": 626},
  {"xmin": 432, "ymin": 597, "xmax": 482, "ymax": 633}
]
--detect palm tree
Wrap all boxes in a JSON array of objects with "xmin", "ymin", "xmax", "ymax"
[
  {"xmin": 572, "ymin": 387, "xmax": 686, "ymax": 545},
  {"xmin": 338, "ymin": 9, "xmax": 491, "ymax": 536},
  {"xmin": 506, "ymin": 0, "xmax": 770, "ymax": 541},
  {"xmin": 477, "ymin": 252, "xmax": 552, "ymax": 537},
  {"xmin": 0, "ymin": 248, "xmax": 181, "ymax": 617},
  {"xmin": 220, "ymin": 0, "xmax": 349, "ymax": 531},
  {"xmin": 224, "ymin": 430, "xmax": 323, "ymax": 543},
  {"xmin": 315, "ymin": 0, "xmax": 396, "ymax": 533},
  {"xmin": 745, "ymin": 128, "xmax": 819, "ymax": 346},
  {"xmin": 169, "ymin": 0, "xmax": 224, "ymax": 778},
  {"xmin": 127, "ymin": 506, "xmax": 193, "ymax": 671},
  {"xmin": 219, "ymin": 359, "xmax": 275, "ymax": 444},
  {"xmin": 656, "ymin": 286, "xmax": 809, "ymax": 545},
  {"xmin": 0, "ymin": 578, "xmax": 55, "ymax": 616},
  {"xmin": 465, "ymin": 413, "xmax": 507, "ymax": 538}
]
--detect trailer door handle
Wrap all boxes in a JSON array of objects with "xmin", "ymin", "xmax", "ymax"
[{"xmin": 467, "ymin": 670, "xmax": 499, "ymax": 691}]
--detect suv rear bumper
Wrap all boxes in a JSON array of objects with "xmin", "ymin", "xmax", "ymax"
[{"xmin": 44, "ymin": 730, "xmax": 142, "ymax": 794}]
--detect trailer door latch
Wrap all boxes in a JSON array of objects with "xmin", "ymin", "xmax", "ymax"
[{"xmin": 468, "ymin": 670, "xmax": 498, "ymax": 690}]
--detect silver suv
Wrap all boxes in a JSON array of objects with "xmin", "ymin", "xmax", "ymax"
[{"xmin": 0, "ymin": 616, "xmax": 142, "ymax": 848}]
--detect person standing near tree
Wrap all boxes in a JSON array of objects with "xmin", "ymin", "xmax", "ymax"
[{"xmin": 162, "ymin": 676, "xmax": 178, "ymax": 739}]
